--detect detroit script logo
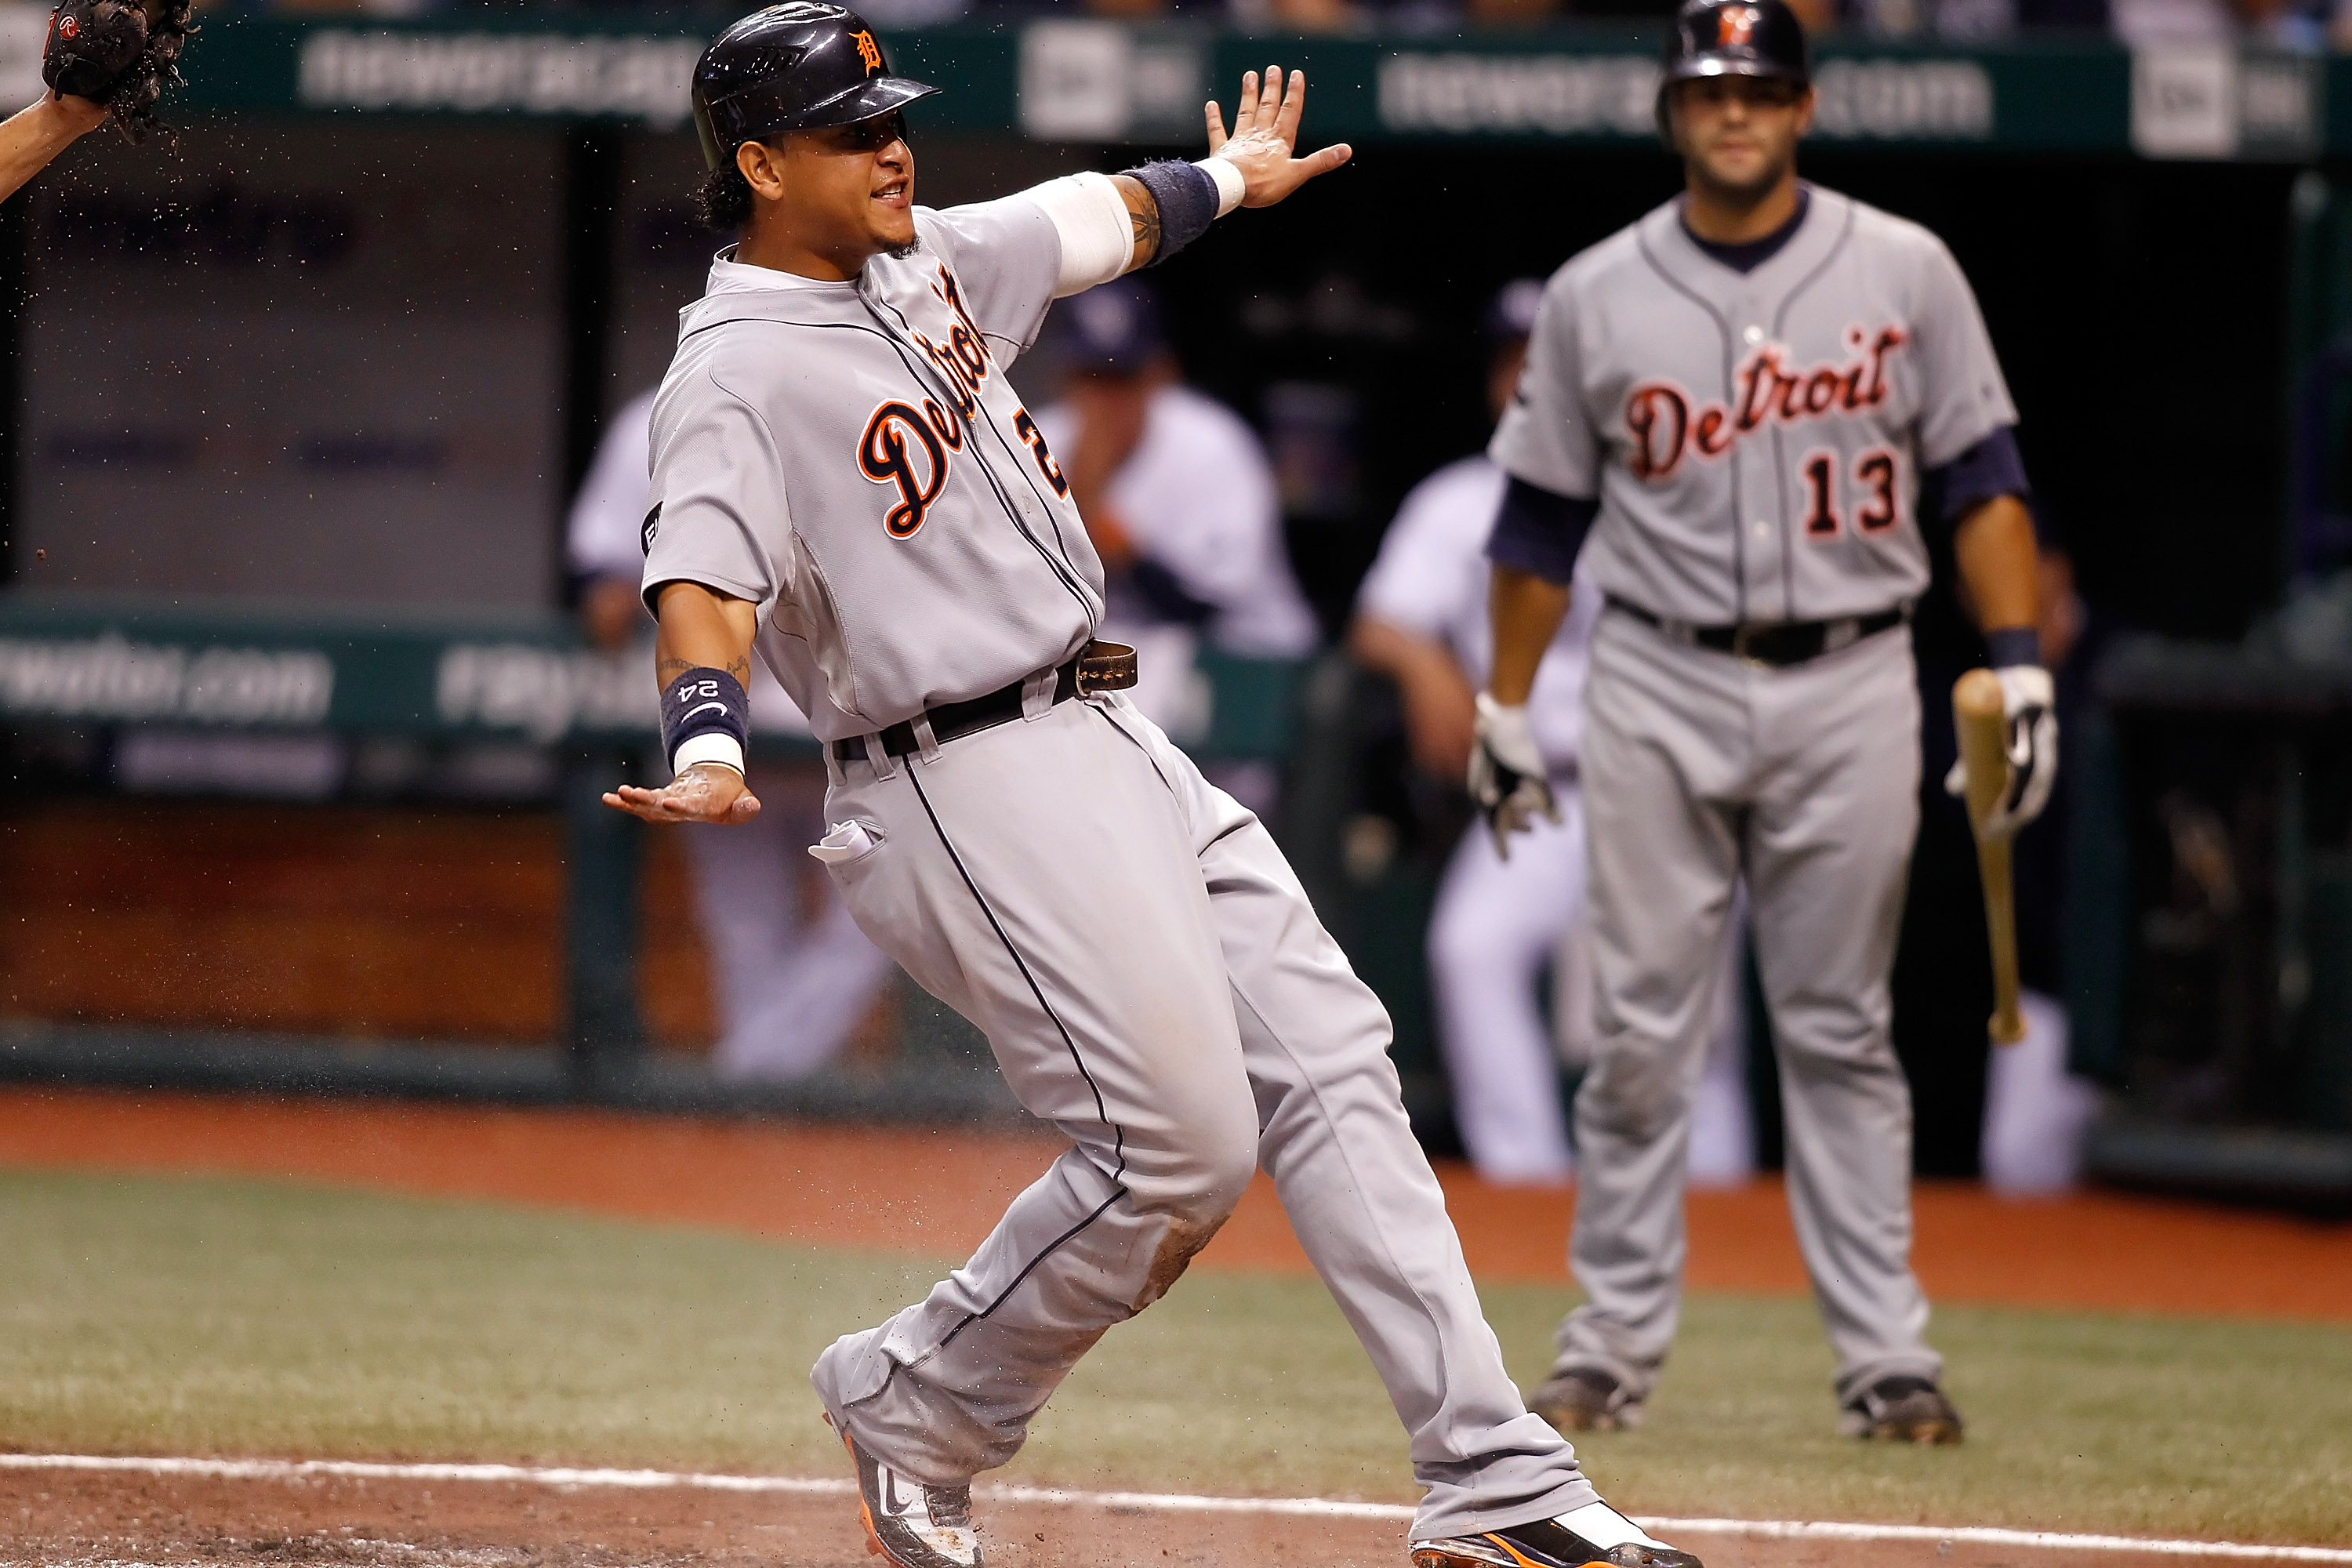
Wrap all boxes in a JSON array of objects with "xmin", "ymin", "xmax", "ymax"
[
  {"xmin": 1624, "ymin": 325, "xmax": 1907, "ymax": 481},
  {"xmin": 858, "ymin": 264, "xmax": 1071, "ymax": 539}
]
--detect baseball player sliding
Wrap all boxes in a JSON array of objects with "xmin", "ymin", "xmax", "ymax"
[
  {"xmin": 1475, "ymin": 0, "xmax": 2053, "ymax": 1443},
  {"xmin": 604, "ymin": 8, "xmax": 1704, "ymax": 1568}
]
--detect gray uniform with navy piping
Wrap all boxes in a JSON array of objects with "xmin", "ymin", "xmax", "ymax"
[
  {"xmin": 644, "ymin": 195, "xmax": 1602, "ymax": 1539},
  {"xmin": 1490, "ymin": 184, "xmax": 2020, "ymax": 1407}
]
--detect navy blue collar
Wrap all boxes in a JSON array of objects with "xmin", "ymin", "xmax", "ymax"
[{"xmin": 1680, "ymin": 188, "xmax": 1811, "ymax": 274}]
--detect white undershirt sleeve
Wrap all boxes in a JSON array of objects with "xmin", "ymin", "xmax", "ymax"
[{"xmin": 1031, "ymin": 171, "xmax": 1135, "ymax": 299}]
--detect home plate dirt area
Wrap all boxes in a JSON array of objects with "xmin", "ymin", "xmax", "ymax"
[
  {"xmin": 6, "ymin": 1462, "xmax": 2348, "ymax": 1568},
  {"xmin": 4, "ymin": 1090, "xmax": 2349, "ymax": 1568}
]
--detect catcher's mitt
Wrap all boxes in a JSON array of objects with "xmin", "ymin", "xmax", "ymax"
[{"xmin": 42, "ymin": 0, "xmax": 195, "ymax": 140}]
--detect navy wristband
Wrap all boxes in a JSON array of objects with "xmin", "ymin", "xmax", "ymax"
[
  {"xmin": 1120, "ymin": 159, "xmax": 1219, "ymax": 266},
  {"xmin": 1984, "ymin": 627, "xmax": 2041, "ymax": 669},
  {"xmin": 660, "ymin": 666, "xmax": 750, "ymax": 771}
]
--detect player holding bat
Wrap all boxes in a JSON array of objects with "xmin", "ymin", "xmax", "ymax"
[{"xmin": 1473, "ymin": 0, "xmax": 2053, "ymax": 1443}]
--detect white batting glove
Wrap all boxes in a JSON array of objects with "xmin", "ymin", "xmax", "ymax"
[
  {"xmin": 1469, "ymin": 692, "xmax": 1559, "ymax": 862},
  {"xmin": 1943, "ymin": 663, "xmax": 2059, "ymax": 840}
]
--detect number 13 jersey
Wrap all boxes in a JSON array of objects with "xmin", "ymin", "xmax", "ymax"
[{"xmin": 1490, "ymin": 183, "xmax": 2017, "ymax": 627}]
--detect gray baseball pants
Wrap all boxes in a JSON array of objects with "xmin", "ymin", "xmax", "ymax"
[
  {"xmin": 809, "ymin": 689, "xmax": 1595, "ymax": 1541},
  {"xmin": 1555, "ymin": 608, "xmax": 1942, "ymax": 1408}
]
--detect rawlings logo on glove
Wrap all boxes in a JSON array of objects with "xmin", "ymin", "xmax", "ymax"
[{"xmin": 44, "ymin": 0, "xmax": 195, "ymax": 141}]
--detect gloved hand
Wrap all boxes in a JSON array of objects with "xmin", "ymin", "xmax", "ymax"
[
  {"xmin": 1468, "ymin": 691, "xmax": 1558, "ymax": 861},
  {"xmin": 43, "ymin": 0, "xmax": 196, "ymax": 141},
  {"xmin": 1944, "ymin": 662, "xmax": 2057, "ymax": 840}
]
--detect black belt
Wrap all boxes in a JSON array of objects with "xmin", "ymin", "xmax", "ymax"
[
  {"xmin": 1606, "ymin": 595, "xmax": 1907, "ymax": 668},
  {"xmin": 833, "ymin": 641, "xmax": 1138, "ymax": 763}
]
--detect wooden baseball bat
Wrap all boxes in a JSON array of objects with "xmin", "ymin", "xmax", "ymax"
[{"xmin": 1953, "ymin": 669, "xmax": 2027, "ymax": 1047}]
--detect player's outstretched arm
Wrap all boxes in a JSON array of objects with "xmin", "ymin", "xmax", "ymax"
[
  {"xmin": 603, "ymin": 582, "xmax": 764, "ymax": 826},
  {"xmin": 0, "ymin": 92, "xmax": 107, "ymax": 205}
]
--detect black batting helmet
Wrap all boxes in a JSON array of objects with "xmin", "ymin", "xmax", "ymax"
[
  {"xmin": 691, "ymin": 3, "xmax": 939, "ymax": 170},
  {"xmin": 1655, "ymin": 0, "xmax": 1810, "ymax": 137}
]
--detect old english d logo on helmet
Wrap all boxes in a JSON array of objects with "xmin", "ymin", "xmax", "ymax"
[
  {"xmin": 691, "ymin": 3, "xmax": 939, "ymax": 169},
  {"xmin": 1655, "ymin": 0, "xmax": 1811, "ymax": 135},
  {"xmin": 1662, "ymin": 0, "xmax": 1809, "ymax": 84}
]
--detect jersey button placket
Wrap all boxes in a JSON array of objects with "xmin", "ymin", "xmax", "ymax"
[{"xmin": 1736, "ymin": 301, "xmax": 1781, "ymax": 621}]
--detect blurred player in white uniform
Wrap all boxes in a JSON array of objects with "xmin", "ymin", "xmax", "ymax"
[
  {"xmin": 1352, "ymin": 284, "xmax": 1753, "ymax": 1187},
  {"xmin": 568, "ymin": 387, "xmax": 891, "ymax": 1080},
  {"xmin": 1033, "ymin": 280, "xmax": 1316, "ymax": 808}
]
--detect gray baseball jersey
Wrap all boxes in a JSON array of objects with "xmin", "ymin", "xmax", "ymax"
[
  {"xmin": 1491, "ymin": 183, "xmax": 2016, "ymax": 626},
  {"xmin": 641, "ymin": 197, "xmax": 1102, "ymax": 742}
]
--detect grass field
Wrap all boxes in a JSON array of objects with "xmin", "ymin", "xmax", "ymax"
[{"xmin": 3, "ymin": 1169, "xmax": 2347, "ymax": 1548}]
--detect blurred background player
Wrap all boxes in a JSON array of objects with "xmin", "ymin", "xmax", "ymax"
[
  {"xmin": 1351, "ymin": 281, "xmax": 1753, "ymax": 1188},
  {"xmin": 567, "ymin": 385, "xmax": 892, "ymax": 1081},
  {"xmin": 1032, "ymin": 279, "xmax": 1316, "ymax": 811},
  {"xmin": 1477, "ymin": 0, "xmax": 2052, "ymax": 1443}
]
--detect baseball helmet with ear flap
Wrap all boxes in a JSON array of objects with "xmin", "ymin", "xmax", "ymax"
[
  {"xmin": 692, "ymin": 2, "xmax": 939, "ymax": 170},
  {"xmin": 1654, "ymin": 0, "xmax": 1810, "ymax": 140}
]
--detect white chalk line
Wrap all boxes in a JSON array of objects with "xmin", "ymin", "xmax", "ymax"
[{"xmin": 3, "ymin": 1453, "xmax": 2347, "ymax": 1563}]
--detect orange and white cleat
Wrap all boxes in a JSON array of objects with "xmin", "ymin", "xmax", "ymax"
[
  {"xmin": 1411, "ymin": 1501, "xmax": 1704, "ymax": 1568},
  {"xmin": 833, "ymin": 1421, "xmax": 982, "ymax": 1568}
]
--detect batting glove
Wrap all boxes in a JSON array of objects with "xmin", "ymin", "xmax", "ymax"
[
  {"xmin": 1469, "ymin": 692, "xmax": 1559, "ymax": 861},
  {"xmin": 1944, "ymin": 663, "xmax": 2058, "ymax": 840}
]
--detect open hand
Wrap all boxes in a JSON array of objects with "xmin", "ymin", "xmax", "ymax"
[
  {"xmin": 1206, "ymin": 67, "xmax": 1352, "ymax": 209},
  {"xmin": 603, "ymin": 762, "xmax": 761, "ymax": 825}
]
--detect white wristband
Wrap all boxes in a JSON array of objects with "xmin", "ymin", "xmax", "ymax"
[
  {"xmin": 672, "ymin": 732, "xmax": 746, "ymax": 778},
  {"xmin": 1197, "ymin": 156, "xmax": 1246, "ymax": 218}
]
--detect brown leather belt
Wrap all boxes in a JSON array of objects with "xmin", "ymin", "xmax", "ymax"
[
  {"xmin": 1606, "ymin": 596, "xmax": 1907, "ymax": 668},
  {"xmin": 833, "ymin": 640, "xmax": 1138, "ymax": 763}
]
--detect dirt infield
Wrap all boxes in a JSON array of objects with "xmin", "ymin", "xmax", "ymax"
[
  {"xmin": 1, "ymin": 1465, "xmax": 2330, "ymax": 1568},
  {"xmin": 4, "ymin": 1087, "xmax": 2350, "ymax": 1566},
  {"xmin": 1, "ymin": 1086, "xmax": 2347, "ymax": 1323}
]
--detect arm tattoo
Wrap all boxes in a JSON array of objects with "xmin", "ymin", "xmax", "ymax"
[
  {"xmin": 656, "ymin": 654, "xmax": 753, "ymax": 688},
  {"xmin": 1112, "ymin": 173, "xmax": 1160, "ymax": 270}
]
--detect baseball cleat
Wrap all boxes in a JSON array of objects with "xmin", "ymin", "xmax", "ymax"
[
  {"xmin": 834, "ymin": 1421, "xmax": 982, "ymax": 1568},
  {"xmin": 1413, "ymin": 1502, "xmax": 1703, "ymax": 1568},
  {"xmin": 1839, "ymin": 1374, "xmax": 1965, "ymax": 1445},
  {"xmin": 1526, "ymin": 1367, "xmax": 1645, "ymax": 1432}
]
